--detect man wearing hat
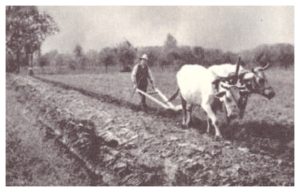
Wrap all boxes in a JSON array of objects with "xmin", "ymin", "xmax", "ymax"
[{"xmin": 131, "ymin": 54, "xmax": 155, "ymax": 110}]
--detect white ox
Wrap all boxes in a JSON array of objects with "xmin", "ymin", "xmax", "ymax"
[
  {"xmin": 169, "ymin": 65, "xmax": 245, "ymax": 138},
  {"xmin": 208, "ymin": 62, "xmax": 275, "ymax": 118}
]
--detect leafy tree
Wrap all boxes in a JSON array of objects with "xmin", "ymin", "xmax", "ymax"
[
  {"xmin": 146, "ymin": 51, "xmax": 158, "ymax": 67},
  {"xmin": 254, "ymin": 51, "xmax": 269, "ymax": 66},
  {"xmin": 193, "ymin": 46, "xmax": 205, "ymax": 64},
  {"xmin": 178, "ymin": 46, "xmax": 197, "ymax": 64},
  {"xmin": 137, "ymin": 46, "xmax": 162, "ymax": 67},
  {"xmin": 6, "ymin": 6, "xmax": 59, "ymax": 73},
  {"xmin": 73, "ymin": 44, "xmax": 83, "ymax": 58},
  {"xmin": 73, "ymin": 44, "xmax": 87, "ymax": 69},
  {"xmin": 99, "ymin": 47, "xmax": 117, "ymax": 73},
  {"xmin": 203, "ymin": 49, "xmax": 224, "ymax": 66},
  {"xmin": 158, "ymin": 33, "xmax": 182, "ymax": 69},
  {"xmin": 164, "ymin": 33, "xmax": 177, "ymax": 49},
  {"xmin": 38, "ymin": 50, "xmax": 58, "ymax": 67},
  {"xmin": 116, "ymin": 40, "xmax": 136, "ymax": 72},
  {"xmin": 86, "ymin": 50, "xmax": 99, "ymax": 67},
  {"xmin": 222, "ymin": 51, "xmax": 238, "ymax": 64}
]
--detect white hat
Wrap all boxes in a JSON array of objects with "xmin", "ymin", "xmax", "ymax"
[{"xmin": 140, "ymin": 54, "xmax": 148, "ymax": 61}]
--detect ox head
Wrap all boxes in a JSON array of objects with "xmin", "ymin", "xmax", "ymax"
[
  {"xmin": 213, "ymin": 81, "xmax": 247, "ymax": 120},
  {"xmin": 240, "ymin": 63, "xmax": 275, "ymax": 99}
]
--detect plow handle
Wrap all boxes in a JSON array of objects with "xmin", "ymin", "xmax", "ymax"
[{"xmin": 136, "ymin": 88, "xmax": 170, "ymax": 109}]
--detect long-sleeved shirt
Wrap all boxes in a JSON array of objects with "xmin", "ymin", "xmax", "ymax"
[{"xmin": 131, "ymin": 64, "xmax": 154, "ymax": 86}]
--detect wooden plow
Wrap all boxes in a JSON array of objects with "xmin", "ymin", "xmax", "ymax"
[{"xmin": 135, "ymin": 88, "xmax": 182, "ymax": 112}]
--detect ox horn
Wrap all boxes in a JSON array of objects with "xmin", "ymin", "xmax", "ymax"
[
  {"xmin": 233, "ymin": 57, "xmax": 242, "ymax": 83},
  {"xmin": 254, "ymin": 62, "xmax": 271, "ymax": 72},
  {"xmin": 261, "ymin": 62, "xmax": 270, "ymax": 70},
  {"xmin": 219, "ymin": 81, "xmax": 230, "ymax": 90},
  {"xmin": 220, "ymin": 81, "xmax": 247, "ymax": 90}
]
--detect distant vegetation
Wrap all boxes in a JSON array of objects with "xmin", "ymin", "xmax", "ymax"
[
  {"xmin": 34, "ymin": 34, "xmax": 293, "ymax": 74},
  {"xmin": 5, "ymin": 6, "xmax": 294, "ymax": 74},
  {"xmin": 239, "ymin": 43, "xmax": 294, "ymax": 69}
]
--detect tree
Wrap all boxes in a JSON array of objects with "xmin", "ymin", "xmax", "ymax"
[
  {"xmin": 193, "ymin": 46, "xmax": 205, "ymax": 64},
  {"xmin": 255, "ymin": 51, "xmax": 269, "ymax": 67},
  {"xmin": 116, "ymin": 40, "xmax": 136, "ymax": 72},
  {"xmin": 146, "ymin": 51, "xmax": 158, "ymax": 67},
  {"xmin": 38, "ymin": 50, "xmax": 58, "ymax": 68},
  {"xmin": 137, "ymin": 46, "xmax": 161, "ymax": 67},
  {"xmin": 178, "ymin": 46, "xmax": 197, "ymax": 64},
  {"xmin": 6, "ymin": 6, "xmax": 59, "ymax": 73},
  {"xmin": 202, "ymin": 49, "xmax": 224, "ymax": 66},
  {"xmin": 222, "ymin": 51, "xmax": 238, "ymax": 64},
  {"xmin": 99, "ymin": 47, "xmax": 117, "ymax": 73},
  {"xmin": 157, "ymin": 47, "xmax": 179, "ymax": 71},
  {"xmin": 158, "ymin": 33, "xmax": 179, "ymax": 70},
  {"xmin": 73, "ymin": 44, "xmax": 86, "ymax": 70},
  {"xmin": 74, "ymin": 44, "xmax": 83, "ymax": 58},
  {"xmin": 164, "ymin": 33, "xmax": 177, "ymax": 49},
  {"xmin": 86, "ymin": 50, "xmax": 99, "ymax": 67}
]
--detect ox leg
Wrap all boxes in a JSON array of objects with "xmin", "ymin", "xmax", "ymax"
[
  {"xmin": 202, "ymin": 104, "xmax": 223, "ymax": 139},
  {"xmin": 186, "ymin": 105, "xmax": 193, "ymax": 127},
  {"xmin": 206, "ymin": 118, "xmax": 212, "ymax": 134},
  {"xmin": 181, "ymin": 96, "xmax": 187, "ymax": 127},
  {"xmin": 238, "ymin": 96, "xmax": 248, "ymax": 119}
]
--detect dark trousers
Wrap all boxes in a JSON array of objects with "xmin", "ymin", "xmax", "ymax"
[{"xmin": 138, "ymin": 83, "xmax": 148, "ymax": 107}]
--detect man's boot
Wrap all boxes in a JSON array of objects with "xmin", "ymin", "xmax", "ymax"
[{"xmin": 141, "ymin": 102, "xmax": 148, "ymax": 112}]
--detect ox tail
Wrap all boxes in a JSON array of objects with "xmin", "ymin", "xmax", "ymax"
[{"xmin": 168, "ymin": 88, "xmax": 180, "ymax": 102}]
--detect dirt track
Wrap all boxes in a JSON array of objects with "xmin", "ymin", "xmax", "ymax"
[{"xmin": 6, "ymin": 74, "xmax": 294, "ymax": 186}]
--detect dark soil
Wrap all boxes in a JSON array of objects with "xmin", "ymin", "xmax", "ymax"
[{"xmin": 6, "ymin": 74, "xmax": 294, "ymax": 186}]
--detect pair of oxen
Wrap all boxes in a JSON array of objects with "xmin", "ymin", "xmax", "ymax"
[{"xmin": 169, "ymin": 58, "xmax": 275, "ymax": 139}]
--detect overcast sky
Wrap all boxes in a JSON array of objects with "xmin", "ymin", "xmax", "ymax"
[{"xmin": 39, "ymin": 6, "xmax": 294, "ymax": 54}]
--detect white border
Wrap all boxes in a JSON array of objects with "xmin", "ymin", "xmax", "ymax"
[
  {"xmin": 0, "ymin": 0, "xmax": 298, "ymax": 6},
  {"xmin": 1, "ymin": 1, "xmax": 298, "ymax": 192},
  {"xmin": 0, "ymin": 2, "xmax": 5, "ymax": 191}
]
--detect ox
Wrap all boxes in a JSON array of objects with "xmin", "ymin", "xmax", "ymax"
[
  {"xmin": 169, "ymin": 65, "xmax": 246, "ymax": 139},
  {"xmin": 208, "ymin": 61, "xmax": 275, "ymax": 118}
]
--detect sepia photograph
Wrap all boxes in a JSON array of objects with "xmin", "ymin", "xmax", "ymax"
[{"xmin": 5, "ymin": 5, "xmax": 294, "ymax": 186}]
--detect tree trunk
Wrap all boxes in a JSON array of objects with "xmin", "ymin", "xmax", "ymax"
[
  {"xmin": 15, "ymin": 50, "xmax": 20, "ymax": 74},
  {"xmin": 28, "ymin": 52, "xmax": 34, "ymax": 76}
]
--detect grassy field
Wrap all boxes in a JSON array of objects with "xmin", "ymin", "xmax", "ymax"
[{"xmin": 39, "ymin": 67, "xmax": 294, "ymax": 126}]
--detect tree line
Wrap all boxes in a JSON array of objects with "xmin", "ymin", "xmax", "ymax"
[
  {"xmin": 37, "ymin": 34, "xmax": 294, "ymax": 73},
  {"xmin": 6, "ymin": 6, "xmax": 294, "ymax": 74}
]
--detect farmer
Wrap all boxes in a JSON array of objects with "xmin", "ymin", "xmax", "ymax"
[{"xmin": 131, "ymin": 54, "xmax": 155, "ymax": 110}]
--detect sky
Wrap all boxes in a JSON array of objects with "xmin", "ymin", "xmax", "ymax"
[{"xmin": 39, "ymin": 6, "xmax": 294, "ymax": 54}]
